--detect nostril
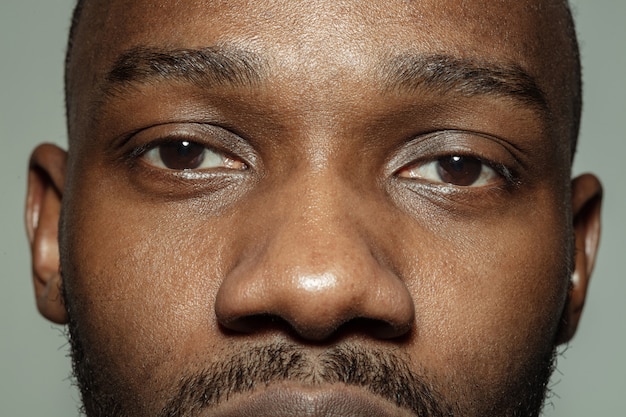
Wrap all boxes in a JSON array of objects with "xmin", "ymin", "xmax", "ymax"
[
  {"xmin": 343, "ymin": 317, "xmax": 413, "ymax": 340},
  {"xmin": 219, "ymin": 313, "xmax": 274, "ymax": 334},
  {"xmin": 214, "ymin": 236, "xmax": 416, "ymax": 342},
  {"xmin": 287, "ymin": 316, "xmax": 414, "ymax": 342},
  {"xmin": 220, "ymin": 311, "xmax": 345, "ymax": 341},
  {"xmin": 219, "ymin": 313, "xmax": 297, "ymax": 336},
  {"xmin": 219, "ymin": 312, "xmax": 412, "ymax": 342}
]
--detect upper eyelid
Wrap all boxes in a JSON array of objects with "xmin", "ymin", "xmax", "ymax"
[
  {"xmin": 404, "ymin": 154, "xmax": 507, "ymax": 174},
  {"xmin": 120, "ymin": 123, "xmax": 258, "ymax": 166},
  {"xmin": 399, "ymin": 155, "xmax": 517, "ymax": 187},
  {"xmin": 137, "ymin": 138, "xmax": 224, "ymax": 157},
  {"xmin": 142, "ymin": 140, "xmax": 252, "ymax": 175},
  {"xmin": 386, "ymin": 130, "xmax": 520, "ymax": 178},
  {"xmin": 140, "ymin": 141, "xmax": 250, "ymax": 173}
]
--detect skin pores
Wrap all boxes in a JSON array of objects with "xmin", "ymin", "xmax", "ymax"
[{"xmin": 26, "ymin": 1, "xmax": 602, "ymax": 416}]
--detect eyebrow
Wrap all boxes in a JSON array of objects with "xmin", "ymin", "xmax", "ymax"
[
  {"xmin": 98, "ymin": 47, "xmax": 549, "ymax": 119},
  {"xmin": 101, "ymin": 46, "xmax": 265, "ymax": 96},
  {"xmin": 382, "ymin": 53, "xmax": 549, "ymax": 114}
]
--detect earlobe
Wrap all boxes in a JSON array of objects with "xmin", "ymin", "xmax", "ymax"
[
  {"xmin": 557, "ymin": 173, "xmax": 603, "ymax": 345},
  {"xmin": 26, "ymin": 144, "xmax": 69, "ymax": 324}
]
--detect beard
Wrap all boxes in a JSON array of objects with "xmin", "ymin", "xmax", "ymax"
[{"xmin": 64, "ymin": 290, "xmax": 559, "ymax": 417}]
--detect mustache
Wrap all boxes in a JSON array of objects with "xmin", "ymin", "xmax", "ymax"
[{"xmin": 159, "ymin": 342, "xmax": 453, "ymax": 417}]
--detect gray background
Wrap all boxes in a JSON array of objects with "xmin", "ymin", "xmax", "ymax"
[{"xmin": 1, "ymin": 1, "xmax": 624, "ymax": 416}]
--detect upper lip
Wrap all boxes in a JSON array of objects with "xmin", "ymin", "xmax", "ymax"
[{"xmin": 202, "ymin": 382, "xmax": 415, "ymax": 417}]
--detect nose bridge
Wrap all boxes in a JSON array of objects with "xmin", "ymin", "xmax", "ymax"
[
  {"xmin": 215, "ymin": 169, "xmax": 415, "ymax": 341},
  {"xmin": 272, "ymin": 170, "xmax": 363, "ymax": 266}
]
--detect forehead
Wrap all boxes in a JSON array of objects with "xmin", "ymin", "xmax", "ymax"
[
  {"xmin": 84, "ymin": 1, "xmax": 560, "ymax": 62},
  {"xmin": 73, "ymin": 0, "xmax": 565, "ymax": 79},
  {"xmin": 68, "ymin": 0, "xmax": 572, "ymax": 148}
]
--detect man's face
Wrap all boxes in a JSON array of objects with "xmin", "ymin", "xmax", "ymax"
[{"xmin": 27, "ymin": 0, "xmax": 603, "ymax": 416}]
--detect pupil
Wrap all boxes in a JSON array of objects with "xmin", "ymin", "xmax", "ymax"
[
  {"xmin": 159, "ymin": 141, "xmax": 205, "ymax": 170},
  {"xmin": 437, "ymin": 156, "xmax": 482, "ymax": 186}
]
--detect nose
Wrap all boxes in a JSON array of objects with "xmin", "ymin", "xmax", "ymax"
[{"xmin": 214, "ymin": 174, "xmax": 415, "ymax": 342}]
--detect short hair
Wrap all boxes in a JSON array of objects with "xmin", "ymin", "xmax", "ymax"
[
  {"xmin": 63, "ymin": 0, "xmax": 86, "ymax": 137},
  {"xmin": 64, "ymin": 0, "xmax": 582, "ymax": 155}
]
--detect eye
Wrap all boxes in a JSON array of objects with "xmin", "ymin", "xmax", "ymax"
[
  {"xmin": 142, "ymin": 140, "xmax": 247, "ymax": 171},
  {"xmin": 397, "ymin": 155, "xmax": 499, "ymax": 187}
]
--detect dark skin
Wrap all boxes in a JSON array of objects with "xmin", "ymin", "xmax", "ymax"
[{"xmin": 26, "ymin": 0, "xmax": 602, "ymax": 416}]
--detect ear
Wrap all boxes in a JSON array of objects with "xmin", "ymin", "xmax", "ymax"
[
  {"xmin": 25, "ymin": 143, "xmax": 68, "ymax": 324},
  {"xmin": 556, "ymin": 173, "xmax": 603, "ymax": 344}
]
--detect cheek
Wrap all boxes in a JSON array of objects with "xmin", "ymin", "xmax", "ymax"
[
  {"xmin": 402, "ymin": 193, "xmax": 570, "ymax": 389},
  {"xmin": 61, "ymin": 189, "xmax": 233, "ymax": 401}
]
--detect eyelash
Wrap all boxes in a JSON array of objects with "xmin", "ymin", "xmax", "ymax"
[
  {"xmin": 489, "ymin": 161, "xmax": 517, "ymax": 184},
  {"xmin": 118, "ymin": 126, "xmax": 521, "ymax": 198},
  {"xmin": 397, "ymin": 151, "xmax": 519, "ymax": 185},
  {"xmin": 127, "ymin": 138, "xmax": 241, "ymax": 167},
  {"xmin": 393, "ymin": 128, "xmax": 524, "ymax": 187}
]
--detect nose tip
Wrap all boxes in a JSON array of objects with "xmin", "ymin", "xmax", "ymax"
[
  {"xmin": 214, "ymin": 170, "xmax": 415, "ymax": 343},
  {"xmin": 215, "ymin": 256, "xmax": 415, "ymax": 342}
]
